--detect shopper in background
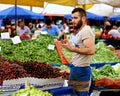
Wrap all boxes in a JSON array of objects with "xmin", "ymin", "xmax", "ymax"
[
  {"xmin": 28, "ymin": 22, "xmax": 36, "ymax": 36},
  {"xmin": 108, "ymin": 25, "xmax": 120, "ymax": 39},
  {"xmin": 60, "ymin": 8, "xmax": 95, "ymax": 96},
  {"xmin": 101, "ymin": 25, "xmax": 111, "ymax": 39},
  {"xmin": 17, "ymin": 20, "xmax": 31, "ymax": 40},
  {"xmin": 33, "ymin": 24, "xmax": 42, "ymax": 38},
  {"xmin": 41, "ymin": 18, "xmax": 63, "ymax": 39},
  {"xmin": 100, "ymin": 20, "xmax": 111, "ymax": 39},
  {"xmin": 4, "ymin": 24, "xmax": 15, "ymax": 37}
]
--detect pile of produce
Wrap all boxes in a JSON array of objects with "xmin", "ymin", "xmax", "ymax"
[
  {"xmin": 0, "ymin": 57, "xmax": 69, "ymax": 85},
  {"xmin": 92, "ymin": 42, "xmax": 120, "ymax": 63},
  {"xmin": 12, "ymin": 86, "xmax": 52, "ymax": 96},
  {"xmin": 92, "ymin": 63, "xmax": 120, "ymax": 89},
  {"xmin": 0, "ymin": 34, "xmax": 60, "ymax": 64},
  {"xmin": 0, "ymin": 58, "xmax": 28, "ymax": 85},
  {"xmin": 91, "ymin": 64, "xmax": 119, "ymax": 80}
]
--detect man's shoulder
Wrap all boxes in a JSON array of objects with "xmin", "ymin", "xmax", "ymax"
[
  {"xmin": 82, "ymin": 25, "xmax": 92, "ymax": 31},
  {"xmin": 51, "ymin": 24, "xmax": 58, "ymax": 28},
  {"xmin": 24, "ymin": 26, "xmax": 30, "ymax": 29},
  {"xmin": 41, "ymin": 26, "xmax": 46, "ymax": 30},
  {"xmin": 109, "ymin": 29, "xmax": 118, "ymax": 33}
]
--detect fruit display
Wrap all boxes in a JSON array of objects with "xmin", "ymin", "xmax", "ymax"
[
  {"xmin": 0, "ymin": 57, "xmax": 69, "ymax": 85},
  {"xmin": 12, "ymin": 86, "xmax": 52, "ymax": 96}
]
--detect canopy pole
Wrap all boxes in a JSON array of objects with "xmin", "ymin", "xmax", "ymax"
[
  {"xmin": 30, "ymin": 6, "xmax": 32, "ymax": 11},
  {"xmin": 41, "ymin": 2, "xmax": 49, "ymax": 13},
  {"xmin": 15, "ymin": 0, "xmax": 17, "ymax": 32}
]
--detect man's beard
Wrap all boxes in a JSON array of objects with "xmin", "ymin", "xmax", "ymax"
[{"xmin": 74, "ymin": 20, "xmax": 83, "ymax": 30}]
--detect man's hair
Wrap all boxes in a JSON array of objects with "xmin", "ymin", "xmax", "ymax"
[
  {"xmin": 72, "ymin": 8, "xmax": 86, "ymax": 17},
  {"xmin": 45, "ymin": 18, "xmax": 52, "ymax": 25},
  {"xmin": 105, "ymin": 25, "xmax": 111, "ymax": 31}
]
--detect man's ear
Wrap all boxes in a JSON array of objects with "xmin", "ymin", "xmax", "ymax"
[{"xmin": 82, "ymin": 16, "xmax": 86, "ymax": 22}]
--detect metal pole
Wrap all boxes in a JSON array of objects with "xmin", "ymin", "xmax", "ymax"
[{"xmin": 15, "ymin": 0, "xmax": 17, "ymax": 31}]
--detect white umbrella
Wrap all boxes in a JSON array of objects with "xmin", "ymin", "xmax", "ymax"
[
  {"xmin": 87, "ymin": 3, "xmax": 114, "ymax": 16},
  {"xmin": 91, "ymin": 0, "xmax": 120, "ymax": 7}
]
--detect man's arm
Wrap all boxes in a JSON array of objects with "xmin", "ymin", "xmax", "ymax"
[
  {"xmin": 61, "ymin": 38, "xmax": 95, "ymax": 55},
  {"xmin": 73, "ymin": 38, "xmax": 95, "ymax": 55}
]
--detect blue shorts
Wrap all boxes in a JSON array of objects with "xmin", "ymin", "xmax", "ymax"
[{"xmin": 67, "ymin": 64, "xmax": 91, "ymax": 96}]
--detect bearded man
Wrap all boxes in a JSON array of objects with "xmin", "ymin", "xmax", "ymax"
[{"xmin": 60, "ymin": 8, "xmax": 95, "ymax": 96}]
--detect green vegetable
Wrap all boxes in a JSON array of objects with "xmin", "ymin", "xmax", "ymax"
[
  {"xmin": 92, "ymin": 42, "xmax": 120, "ymax": 63},
  {"xmin": 91, "ymin": 64, "xmax": 119, "ymax": 80},
  {"xmin": 0, "ymin": 35, "xmax": 60, "ymax": 64},
  {"xmin": 12, "ymin": 86, "xmax": 52, "ymax": 96}
]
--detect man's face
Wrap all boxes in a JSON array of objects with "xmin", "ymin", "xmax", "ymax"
[
  {"xmin": 46, "ymin": 25, "xmax": 51, "ymax": 29},
  {"xmin": 72, "ymin": 12, "xmax": 83, "ymax": 29},
  {"xmin": 29, "ymin": 23, "xmax": 33, "ymax": 28},
  {"xmin": 20, "ymin": 22, "xmax": 25, "ymax": 29}
]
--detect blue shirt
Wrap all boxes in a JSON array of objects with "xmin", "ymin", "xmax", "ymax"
[{"xmin": 41, "ymin": 24, "xmax": 60, "ymax": 36}]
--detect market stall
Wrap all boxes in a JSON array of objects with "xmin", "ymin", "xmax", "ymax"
[{"xmin": 0, "ymin": 33, "xmax": 120, "ymax": 96}]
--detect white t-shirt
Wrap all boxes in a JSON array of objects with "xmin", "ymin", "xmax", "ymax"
[
  {"xmin": 71, "ymin": 25, "xmax": 95, "ymax": 67},
  {"xmin": 34, "ymin": 30, "xmax": 41, "ymax": 38},
  {"xmin": 108, "ymin": 29, "xmax": 120, "ymax": 38}
]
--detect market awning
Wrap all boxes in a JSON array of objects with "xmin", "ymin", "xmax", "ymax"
[
  {"xmin": 44, "ymin": 0, "xmax": 120, "ymax": 7},
  {"xmin": 0, "ymin": 6, "xmax": 44, "ymax": 19},
  {"xmin": 109, "ymin": 14, "xmax": 120, "ymax": 20},
  {"xmin": 0, "ymin": 0, "xmax": 44, "ymax": 7},
  {"xmin": 91, "ymin": 0, "xmax": 120, "ymax": 7},
  {"xmin": 41, "ymin": 0, "xmax": 97, "ymax": 6},
  {"xmin": 64, "ymin": 11, "xmax": 105, "ymax": 21}
]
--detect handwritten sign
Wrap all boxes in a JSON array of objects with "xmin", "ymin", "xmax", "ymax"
[
  {"xmin": 48, "ymin": 44, "xmax": 55, "ymax": 50},
  {"xmin": 11, "ymin": 36, "xmax": 21, "ymax": 44},
  {"xmin": 1, "ymin": 32, "xmax": 10, "ymax": 39}
]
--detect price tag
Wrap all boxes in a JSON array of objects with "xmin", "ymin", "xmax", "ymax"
[
  {"xmin": 0, "ymin": 46, "xmax": 1, "ymax": 51},
  {"xmin": 11, "ymin": 36, "xmax": 21, "ymax": 44},
  {"xmin": 48, "ymin": 44, "xmax": 55, "ymax": 50},
  {"xmin": 1, "ymin": 32, "xmax": 10, "ymax": 39}
]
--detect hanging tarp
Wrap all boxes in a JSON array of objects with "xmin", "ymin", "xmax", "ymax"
[
  {"xmin": 87, "ymin": 4, "xmax": 114, "ymax": 16},
  {"xmin": 0, "ymin": 6, "xmax": 44, "ymax": 19},
  {"xmin": 39, "ymin": 0, "xmax": 97, "ymax": 10},
  {"xmin": 44, "ymin": 0, "xmax": 120, "ymax": 7},
  {"xmin": 0, "ymin": 0, "xmax": 44, "ymax": 7},
  {"xmin": 64, "ymin": 11, "xmax": 104, "ymax": 20},
  {"xmin": 43, "ymin": 0, "xmax": 98, "ymax": 6},
  {"xmin": 109, "ymin": 14, "xmax": 120, "ymax": 20},
  {"xmin": 91, "ymin": 0, "xmax": 120, "ymax": 7}
]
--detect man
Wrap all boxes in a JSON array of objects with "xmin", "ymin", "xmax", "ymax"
[
  {"xmin": 17, "ymin": 20, "xmax": 31, "ymax": 40},
  {"xmin": 60, "ymin": 8, "xmax": 95, "ymax": 96},
  {"xmin": 17, "ymin": 21, "xmax": 31, "ymax": 36},
  {"xmin": 108, "ymin": 25, "xmax": 120, "ymax": 38},
  {"xmin": 28, "ymin": 22, "xmax": 36, "ymax": 36},
  {"xmin": 41, "ymin": 19, "xmax": 63, "ymax": 39}
]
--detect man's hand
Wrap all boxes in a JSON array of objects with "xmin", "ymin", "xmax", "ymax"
[{"xmin": 61, "ymin": 39, "xmax": 75, "ymax": 52}]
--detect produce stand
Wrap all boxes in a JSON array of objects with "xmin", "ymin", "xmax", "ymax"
[
  {"xmin": 0, "ymin": 62, "xmax": 120, "ymax": 96},
  {"xmin": 0, "ymin": 36, "xmax": 120, "ymax": 95},
  {"xmin": 47, "ymin": 62, "xmax": 120, "ymax": 96},
  {"xmin": 91, "ymin": 62, "xmax": 120, "ymax": 96}
]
